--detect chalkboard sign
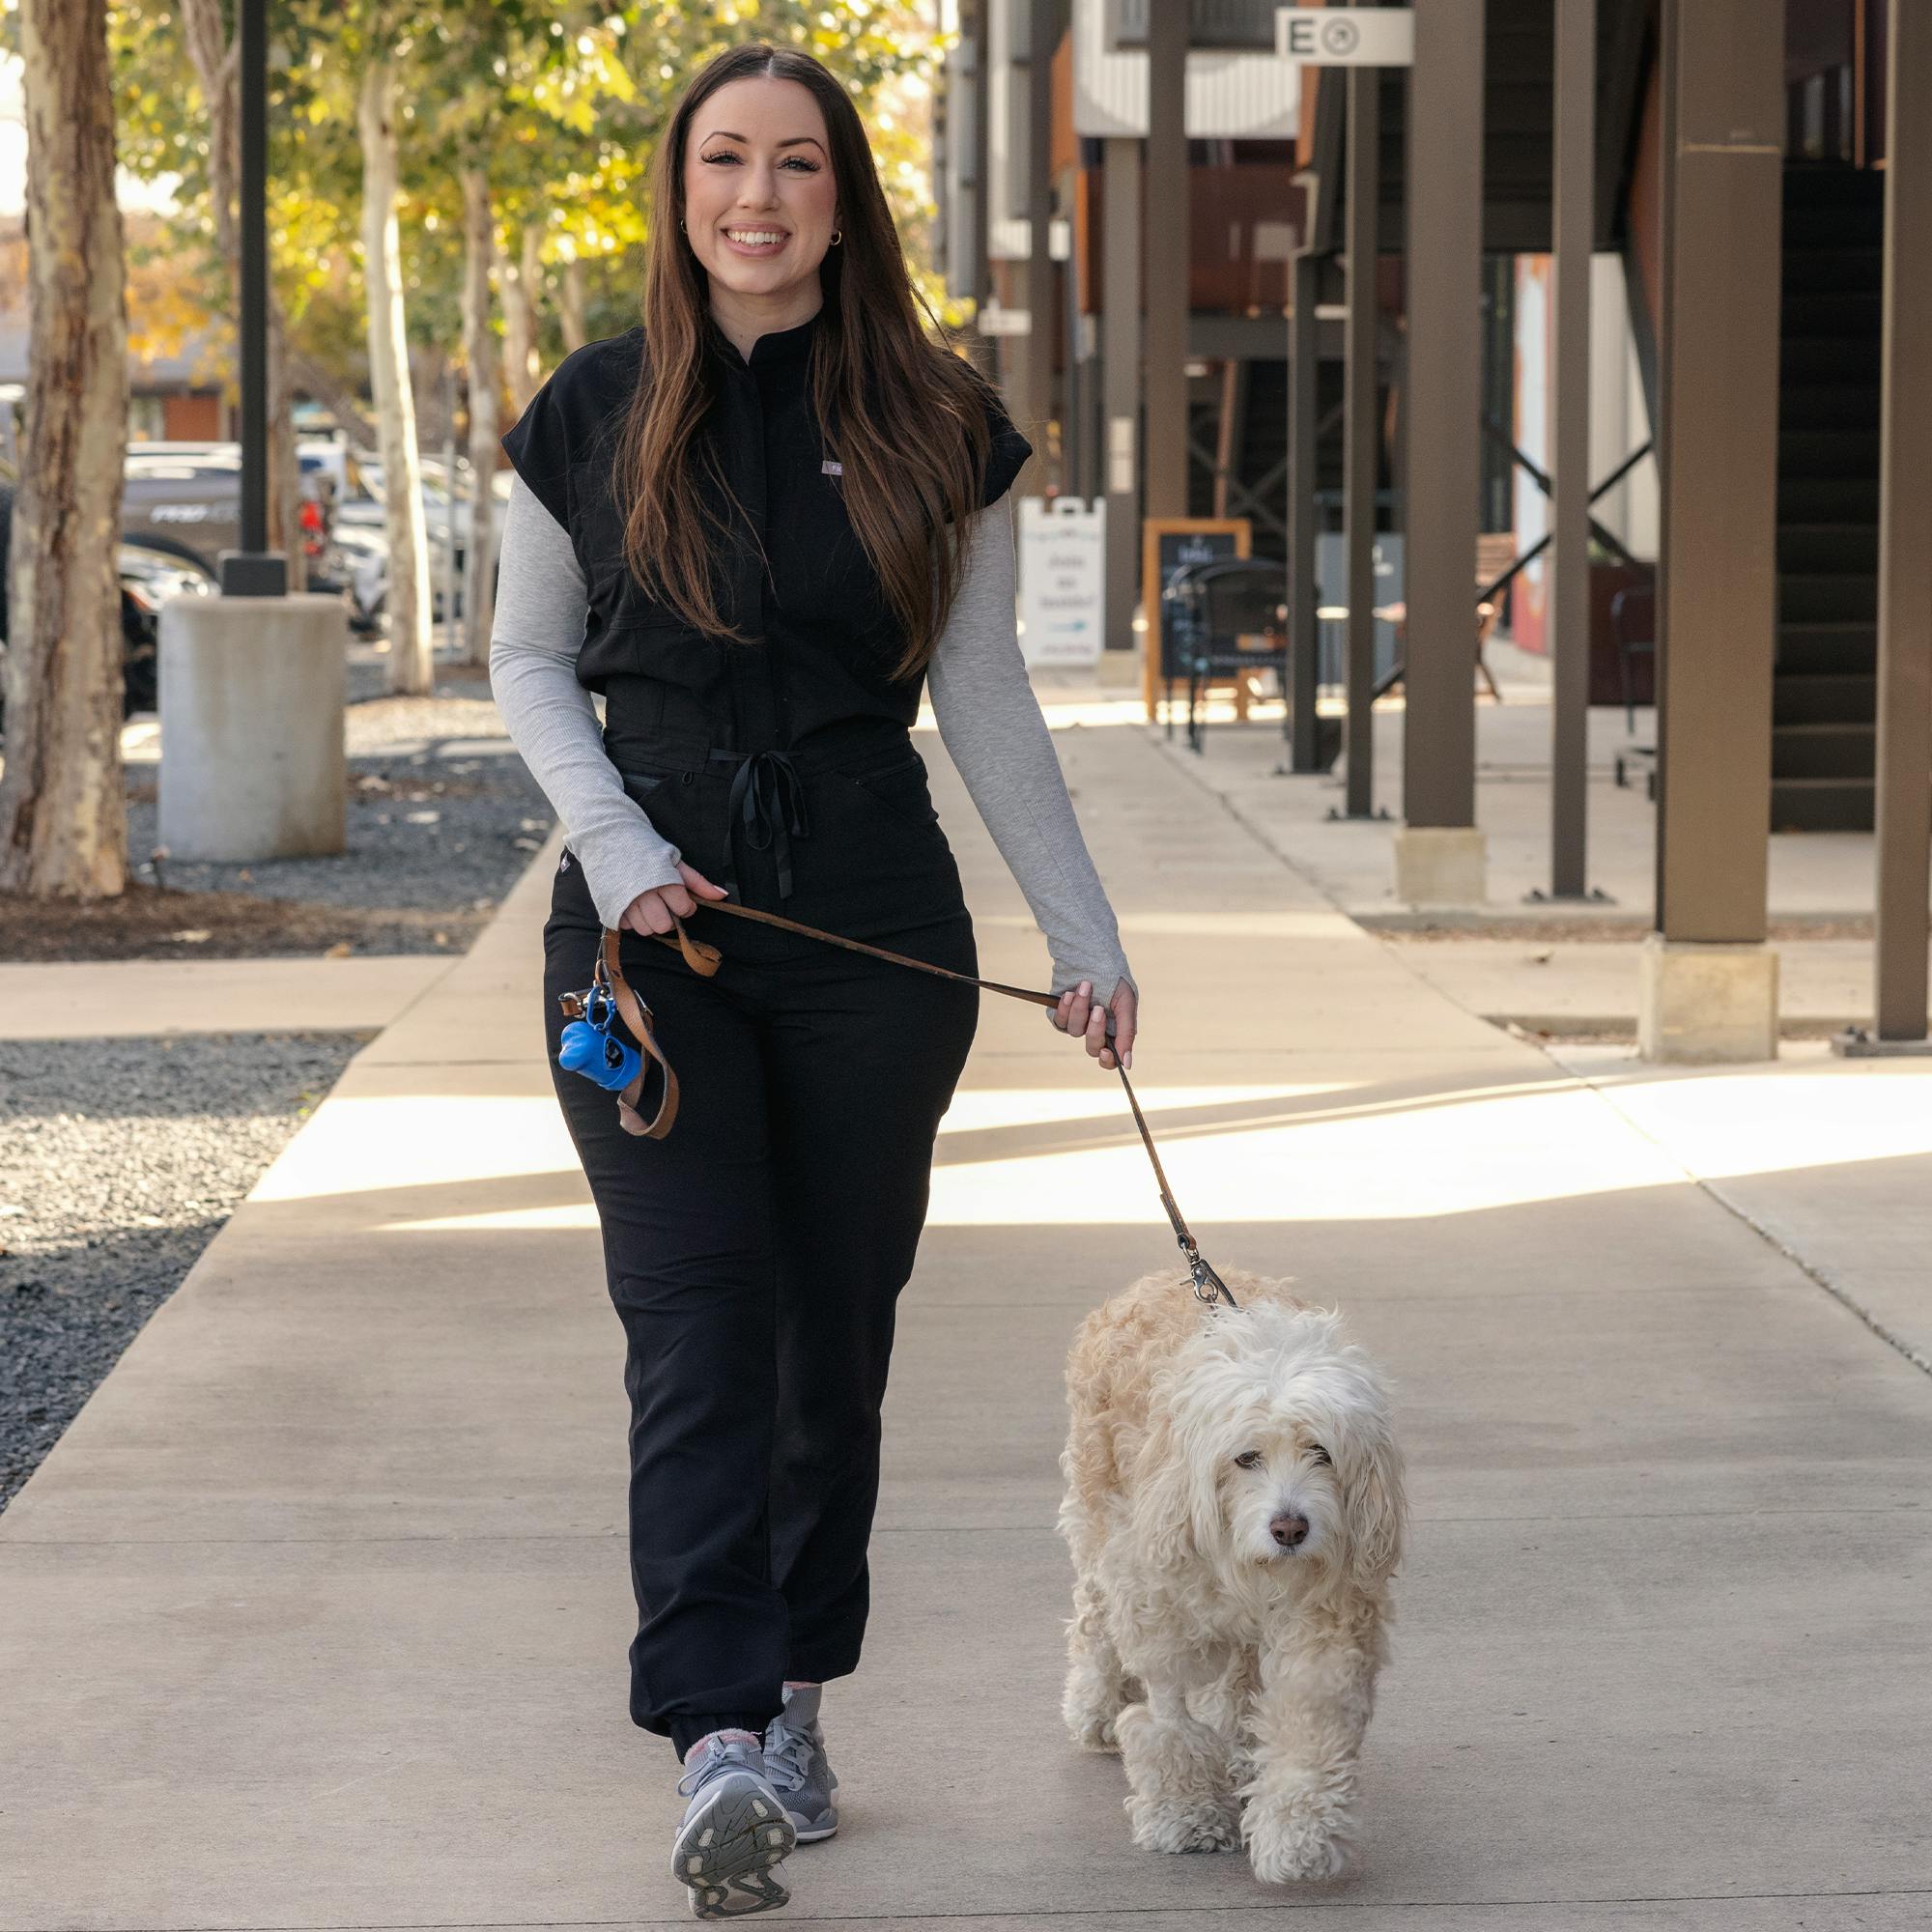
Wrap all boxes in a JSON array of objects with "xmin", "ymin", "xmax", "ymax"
[{"xmin": 1140, "ymin": 517, "xmax": 1250, "ymax": 720}]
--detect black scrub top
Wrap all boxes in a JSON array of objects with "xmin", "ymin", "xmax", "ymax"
[
  {"xmin": 506, "ymin": 309, "xmax": 1036, "ymax": 912},
  {"xmin": 498, "ymin": 305, "xmax": 1032, "ymax": 767}
]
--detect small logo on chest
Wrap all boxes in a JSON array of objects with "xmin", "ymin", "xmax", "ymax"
[{"xmin": 821, "ymin": 459, "xmax": 842, "ymax": 476}]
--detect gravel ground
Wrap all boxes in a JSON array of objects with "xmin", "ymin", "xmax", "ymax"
[
  {"xmin": 123, "ymin": 657, "xmax": 556, "ymax": 938},
  {"xmin": 0, "ymin": 1031, "xmax": 365, "ymax": 1511}
]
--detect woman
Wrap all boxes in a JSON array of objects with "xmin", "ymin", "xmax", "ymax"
[{"xmin": 489, "ymin": 41, "xmax": 1135, "ymax": 1921}]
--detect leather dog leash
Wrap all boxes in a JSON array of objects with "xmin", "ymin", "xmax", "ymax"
[{"xmin": 577, "ymin": 904, "xmax": 1239, "ymax": 1313}]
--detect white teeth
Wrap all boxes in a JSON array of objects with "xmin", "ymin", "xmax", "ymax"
[{"xmin": 726, "ymin": 230, "xmax": 785, "ymax": 245}]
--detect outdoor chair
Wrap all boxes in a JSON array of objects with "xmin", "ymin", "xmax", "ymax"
[
  {"xmin": 1471, "ymin": 531, "xmax": 1516, "ymax": 701},
  {"xmin": 1370, "ymin": 530, "xmax": 1516, "ymax": 704},
  {"xmin": 1610, "ymin": 581, "xmax": 1657, "ymax": 734},
  {"xmin": 1156, "ymin": 559, "xmax": 1210, "ymax": 736},
  {"xmin": 1163, "ymin": 558, "xmax": 1290, "ymax": 753},
  {"xmin": 1609, "ymin": 580, "xmax": 1658, "ymax": 797}
]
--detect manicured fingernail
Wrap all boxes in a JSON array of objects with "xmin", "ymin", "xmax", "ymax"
[
  {"xmin": 1123, "ymin": 1049, "xmax": 1132, "ymax": 1070},
  {"xmin": 1080, "ymin": 980, "xmax": 1092, "ymax": 996}
]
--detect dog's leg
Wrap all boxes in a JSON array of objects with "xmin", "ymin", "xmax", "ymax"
[
  {"xmin": 1063, "ymin": 1568, "xmax": 1135, "ymax": 1752},
  {"xmin": 1117, "ymin": 1678, "xmax": 1240, "ymax": 1855},
  {"xmin": 1237, "ymin": 1628, "xmax": 1380, "ymax": 1883},
  {"xmin": 1188, "ymin": 1645, "xmax": 1259, "ymax": 1794}
]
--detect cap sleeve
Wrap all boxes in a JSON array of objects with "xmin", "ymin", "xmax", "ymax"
[
  {"xmin": 978, "ymin": 384, "xmax": 1034, "ymax": 508},
  {"xmin": 499, "ymin": 367, "xmax": 575, "ymax": 531}
]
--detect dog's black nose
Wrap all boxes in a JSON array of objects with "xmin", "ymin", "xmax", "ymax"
[{"xmin": 1269, "ymin": 1513, "xmax": 1309, "ymax": 1549}]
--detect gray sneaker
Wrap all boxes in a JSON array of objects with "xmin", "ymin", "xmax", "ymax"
[
  {"xmin": 669, "ymin": 1730, "xmax": 796, "ymax": 1918},
  {"xmin": 762, "ymin": 1684, "xmax": 839, "ymax": 1842}
]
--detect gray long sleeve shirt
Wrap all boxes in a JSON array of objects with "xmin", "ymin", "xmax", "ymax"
[{"xmin": 487, "ymin": 474, "xmax": 1134, "ymax": 996}]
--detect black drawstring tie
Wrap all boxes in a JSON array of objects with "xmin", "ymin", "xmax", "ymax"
[{"xmin": 712, "ymin": 749, "xmax": 810, "ymax": 898}]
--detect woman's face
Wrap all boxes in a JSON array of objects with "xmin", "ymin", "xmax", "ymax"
[{"xmin": 681, "ymin": 75, "xmax": 838, "ymax": 305}]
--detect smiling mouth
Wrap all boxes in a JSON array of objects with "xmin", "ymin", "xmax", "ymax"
[{"xmin": 722, "ymin": 227, "xmax": 789, "ymax": 251}]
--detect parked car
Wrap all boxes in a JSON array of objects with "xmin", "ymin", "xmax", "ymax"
[
  {"xmin": 0, "ymin": 470, "xmax": 217, "ymax": 732},
  {"xmin": 119, "ymin": 440, "xmax": 357, "ymax": 599},
  {"xmin": 329, "ymin": 450, "xmax": 509, "ymax": 634},
  {"xmin": 332, "ymin": 449, "xmax": 510, "ymax": 601},
  {"xmin": 330, "ymin": 518, "xmax": 392, "ymax": 636}
]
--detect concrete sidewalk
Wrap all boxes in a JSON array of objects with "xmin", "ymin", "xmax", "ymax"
[
  {"xmin": 1143, "ymin": 669, "xmax": 1930, "ymax": 1040},
  {"xmin": 3, "ymin": 710, "xmax": 1928, "ymax": 1930},
  {"xmin": 1153, "ymin": 654, "xmax": 1889, "ymax": 924},
  {"xmin": 0, "ymin": 954, "xmax": 454, "ymax": 1040}
]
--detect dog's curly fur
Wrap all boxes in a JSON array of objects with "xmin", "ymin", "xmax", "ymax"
[{"xmin": 1057, "ymin": 1267, "xmax": 1406, "ymax": 1884}]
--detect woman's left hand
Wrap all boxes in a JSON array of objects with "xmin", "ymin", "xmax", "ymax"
[{"xmin": 1049, "ymin": 977, "xmax": 1137, "ymax": 1072}]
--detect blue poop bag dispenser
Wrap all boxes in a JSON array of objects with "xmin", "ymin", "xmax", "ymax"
[
  {"xmin": 560, "ymin": 989, "xmax": 641, "ymax": 1097},
  {"xmin": 554, "ymin": 934, "xmax": 684, "ymax": 1140},
  {"xmin": 557, "ymin": 970, "xmax": 641, "ymax": 1093}
]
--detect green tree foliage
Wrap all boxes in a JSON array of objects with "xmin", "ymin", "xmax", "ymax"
[{"xmin": 105, "ymin": 0, "xmax": 950, "ymax": 402}]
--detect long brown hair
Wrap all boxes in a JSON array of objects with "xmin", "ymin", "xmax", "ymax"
[{"xmin": 613, "ymin": 41, "xmax": 1000, "ymax": 679}]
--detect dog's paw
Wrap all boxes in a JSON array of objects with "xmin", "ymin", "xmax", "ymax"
[
  {"xmin": 1068, "ymin": 1709, "xmax": 1122, "ymax": 1752},
  {"xmin": 1062, "ymin": 1672, "xmax": 1127, "ymax": 1752},
  {"xmin": 1241, "ymin": 1791, "xmax": 1355, "ymax": 1884},
  {"xmin": 1126, "ymin": 1795, "xmax": 1241, "ymax": 1854}
]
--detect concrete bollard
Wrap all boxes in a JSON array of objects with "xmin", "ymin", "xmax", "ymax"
[
  {"xmin": 1391, "ymin": 824, "xmax": 1488, "ymax": 907},
  {"xmin": 157, "ymin": 593, "xmax": 349, "ymax": 862},
  {"xmin": 1637, "ymin": 934, "xmax": 1780, "ymax": 1064}
]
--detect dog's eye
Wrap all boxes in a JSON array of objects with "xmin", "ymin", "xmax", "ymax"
[
  {"xmin": 1233, "ymin": 1449, "xmax": 1264, "ymax": 1469},
  {"xmin": 1309, "ymin": 1444, "xmax": 1332, "ymax": 1465}
]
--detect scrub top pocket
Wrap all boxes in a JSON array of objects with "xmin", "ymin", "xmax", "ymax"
[
  {"xmin": 616, "ymin": 764, "xmax": 732, "ymax": 883},
  {"xmin": 843, "ymin": 754, "xmax": 939, "ymax": 831}
]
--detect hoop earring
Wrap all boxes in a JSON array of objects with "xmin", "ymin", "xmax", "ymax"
[
  {"xmin": 830, "ymin": 227, "xmax": 842, "ymax": 246},
  {"xmin": 677, "ymin": 217, "xmax": 686, "ymax": 232}
]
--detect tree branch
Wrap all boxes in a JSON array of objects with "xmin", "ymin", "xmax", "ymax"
[{"xmin": 287, "ymin": 349, "xmax": 377, "ymax": 446}]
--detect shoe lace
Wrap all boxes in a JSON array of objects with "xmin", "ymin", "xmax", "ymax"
[
  {"xmin": 676, "ymin": 1736, "xmax": 761, "ymax": 1799},
  {"xmin": 761, "ymin": 1715, "xmax": 817, "ymax": 1792}
]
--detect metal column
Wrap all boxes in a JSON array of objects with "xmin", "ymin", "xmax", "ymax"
[
  {"xmin": 225, "ymin": 0, "xmax": 284, "ymax": 595},
  {"xmin": 1871, "ymin": 0, "xmax": 1932, "ymax": 1042},
  {"xmin": 1102, "ymin": 135, "xmax": 1142, "ymax": 654},
  {"xmin": 970, "ymin": 0, "xmax": 993, "ymax": 319},
  {"xmin": 1401, "ymin": 0, "xmax": 1484, "ymax": 830},
  {"xmin": 1548, "ymin": 0, "xmax": 1595, "ymax": 895},
  {"xmin": 1342, "ymin": 61, "xmax": 1380, "ymax": 818},
  {"xmin": 1286, "ymin": 248, "xmax": 1321, "ymax": 768},
  {"xmin": 1653, "ymin": 0, "xmax": 1782, "ymax": 942},
  {"xmin": 1064, "ymin": 169, "xmax": 1086, "ymax": 499},
  {"xmin": 1143, "ymin": 0, "xmax": 1188, "ymax": 519},
  {"xmin": 1020, "ymin": 0, "xmax": 1057, "ymax": 492}
]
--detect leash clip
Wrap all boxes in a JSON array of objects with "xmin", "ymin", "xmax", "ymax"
[{"xmin": 1179, "ymin": 1236, "xmax": 1239, "ymax": 1313}]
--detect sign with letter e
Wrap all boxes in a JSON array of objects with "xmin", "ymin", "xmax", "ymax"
[{"xmin": 1275, "ymin": 8, "xmax": 1414, "ymax": 65}]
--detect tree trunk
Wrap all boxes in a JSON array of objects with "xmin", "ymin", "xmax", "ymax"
[
  {"xmin": 179, "ymin": 0, "xmax": 306, "ymax": 587},
  {"xmin": 357, "ymin": 58, "xmax": 433, "ymax": 696},
  {"xmin": 0, "ymin": 0, "xmax": 130, "ymax": 899},
  {"xmin": 416, "ymin": 345, "xmax": 452, "ymax": 450},
  {"xmin": 459, "ymin": 164, "xmax": 499, "ymax": 665},
  {"xmin": 559, "ymin": 254, "xmax": 588, "ymax": 354},
  {"xmin": 500, "ymin": 219, "xmax": 541, "ymax": 414},
  {"xmin": 269, "ymin": 303, "xmax": 306, "ymax": 590}
]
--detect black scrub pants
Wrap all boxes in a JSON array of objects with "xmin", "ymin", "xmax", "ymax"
[{"xmin": 541, "ymin": 730, "xmax": 978, "ymax": 1757}]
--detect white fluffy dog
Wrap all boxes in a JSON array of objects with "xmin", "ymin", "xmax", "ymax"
[{"xmin": 1057, "ymin": 1267, "xmax": 1406, "ymax": 1884}]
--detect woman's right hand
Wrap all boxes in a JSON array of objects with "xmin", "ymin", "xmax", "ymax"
[{"xmin": 619, "ymin": 863, "xmax": 728, "ymax": 936}]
